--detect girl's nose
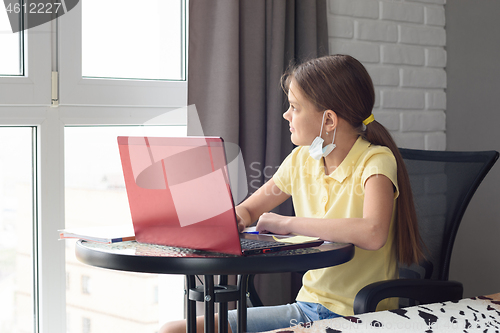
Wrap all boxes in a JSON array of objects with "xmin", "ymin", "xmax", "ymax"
[{"xmin": 283, "ymin": 108, "xmax": 290, "ymax": 120}]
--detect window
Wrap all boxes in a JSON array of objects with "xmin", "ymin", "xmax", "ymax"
[
  {"xmin": 59, "ymin": 0, "xmax": 187, "ymax": 106},
  {"xmin": 0, "ymin": 127, "xmax": 34, "ymax": 333},
  {"xmin": 65, "ymin": 125, "xmax": 186, "ymax": 333},
  {"xmin": 154, "ymin": 285, "xmax": 159, "ymax": 304},
  {"xmin": 81, "ymin": 275, "xmax": 91, "ymax": 294},
  {"xmin": 82, "ymin": 317, "xmax": 91, "ymax": 333},
  {"xmin": 82, "ymin": 0, "xmax": 184, "ymax": 81},
  {"xmin": 0, "ymin": 1, "xmax": 188, "ymax": 332},
  {"xmin": 0, "ymin": 8, "xmax": 23, "ymax": 76},
  {"xmin": 0, "ymin": 6, "xmax": 50, "ymax": 104}
]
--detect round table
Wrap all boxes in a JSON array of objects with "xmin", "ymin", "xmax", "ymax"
[{"xmin": 76, "ymin": 240, "xmax": 354, "ymax": 333}]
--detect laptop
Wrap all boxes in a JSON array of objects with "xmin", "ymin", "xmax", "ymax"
[{"xmin": 117, "ymin": 136, "xmax": 323, "ymax": 256}]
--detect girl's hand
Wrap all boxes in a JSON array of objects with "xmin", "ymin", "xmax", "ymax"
[
  {"xmin": 233, "ymin": 179, "xmax": 291, "ymax": 233},
  {"xmin": 255, "ymin": 213, "xmax": 291, "ymax": 235}
]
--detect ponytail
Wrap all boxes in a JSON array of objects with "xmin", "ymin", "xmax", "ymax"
[{"xmin": 363, "ymin": 121, "xmax": 425, "ymax": 265}]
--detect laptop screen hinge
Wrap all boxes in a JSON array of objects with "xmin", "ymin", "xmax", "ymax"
[{"xmin": 51, "ymin": 71, "xmax": 59, "ymax": 107}]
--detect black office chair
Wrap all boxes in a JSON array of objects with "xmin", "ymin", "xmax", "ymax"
[{"xmin": 353, "ymin": 148, "xmax": 499, "ymax": 314}]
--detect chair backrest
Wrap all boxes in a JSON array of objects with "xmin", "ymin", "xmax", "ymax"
[{"xmin": 399, "ymin": 148, "xmax": 498, "ymax": 281}]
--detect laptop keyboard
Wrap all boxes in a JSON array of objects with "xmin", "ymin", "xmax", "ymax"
[{"xmin": 240, "ymin": 238, "xmax": 287, "ymax": 250}]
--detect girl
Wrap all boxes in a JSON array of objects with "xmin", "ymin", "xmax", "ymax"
[{"xmin": 162, "ymin": 54, "xmax": 424, "ymax": 333}]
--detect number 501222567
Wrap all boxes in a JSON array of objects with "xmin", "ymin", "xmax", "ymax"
[{"xmin": 6, "ymin": 2, "xmax": 63, "ymax": 14}]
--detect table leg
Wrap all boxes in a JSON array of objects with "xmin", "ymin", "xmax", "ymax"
[
  {"xmin": 236, "ymin": 275, "xmax": 248, "ymax": 333},
  {"xmin": 218, "ymin": 275, "xmax": 228, "ymax": 333},
  {"xmin": 186, "ymin": 275, "xmax": 197, "ymax": 333},
  {"xmin": 204, "ymin": 275, "xmax": 215, "ymax": 333},
  {"xmin": 186, "ymin": 274, "xmax": 247, "ymax": 333}
]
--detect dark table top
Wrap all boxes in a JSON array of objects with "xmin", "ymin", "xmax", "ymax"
[{"xmin": 76, "ymin": 240, "xmax": 355, "ymax": 275}]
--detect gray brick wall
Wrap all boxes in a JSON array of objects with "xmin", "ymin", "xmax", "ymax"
[{"xmin": 327, "ymin": 0, "xmax": 447, "ymax": 150}]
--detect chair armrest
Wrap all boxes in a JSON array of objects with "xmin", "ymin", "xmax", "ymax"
[{"xmin": 353, "ymin": 279, "xmax": 464, "ymax": 315}]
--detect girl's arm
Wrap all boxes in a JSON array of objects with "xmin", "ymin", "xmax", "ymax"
[
  {"xmin": 255, "ymin": 174, "xmax": 395, "ymax": 251},
  {"xmin": 235, "ymin": 178, "xmax": 290, "ymax": 232}
]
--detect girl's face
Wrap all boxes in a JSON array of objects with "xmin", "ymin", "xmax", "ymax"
[{"xmin": 283, "ymin": 80, "xmax": 324, "ymax": 146}]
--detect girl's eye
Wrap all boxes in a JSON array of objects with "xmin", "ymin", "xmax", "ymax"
[{"xmin": 290, "ymin": 105, "xmax": 297, "ymax": 111}]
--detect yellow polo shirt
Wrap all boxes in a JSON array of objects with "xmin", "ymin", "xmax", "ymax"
[{"xmin": 273, "ymin": 136, "xmax": 399, "ymax": 316}]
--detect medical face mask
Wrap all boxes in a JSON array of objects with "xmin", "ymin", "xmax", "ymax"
[{"xmin": 309, "ymin": 111, "xmax": 336, "ymax": 160}]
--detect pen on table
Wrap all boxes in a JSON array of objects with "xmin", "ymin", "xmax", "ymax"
[{"xmin": 244, "ymin": 231, "xmax": 259, "ymax": 234}]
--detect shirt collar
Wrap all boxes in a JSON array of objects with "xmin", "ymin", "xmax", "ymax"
[{"xmin": 305, "ymin": 136, "xmax": 371, "ymax": 183}]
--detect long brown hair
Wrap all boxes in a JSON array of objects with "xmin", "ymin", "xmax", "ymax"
[{"xmin": 283, "ymin": 54, "xmax": 424, "ymax": 265}]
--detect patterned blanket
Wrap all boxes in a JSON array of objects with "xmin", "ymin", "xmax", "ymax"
[{"xmin": 264, "ymin": 293, "xmax": 500, "ymax": 333}]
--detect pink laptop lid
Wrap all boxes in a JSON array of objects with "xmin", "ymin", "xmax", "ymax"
[{"xmin": 118, "ymin": 136, "xmax": 243, "ymax": 255}]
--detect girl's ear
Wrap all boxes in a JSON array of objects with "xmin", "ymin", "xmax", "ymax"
[{"xmin": 324, "ymin": 110, "xmax": 338, "ymax": 133}]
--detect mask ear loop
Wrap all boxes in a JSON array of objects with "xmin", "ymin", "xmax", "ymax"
[
  {"xmin": 319, "ymin": 111, "xmax": 327, "ymax": 137},
  {"xmin": 321, "ymin": 111, "xmax": 336, "ymax": 146}
]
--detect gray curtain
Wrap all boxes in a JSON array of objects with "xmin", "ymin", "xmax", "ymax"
[{"xmin": 188, "ymin": 0, "xmax": 328, "ymax": 306}]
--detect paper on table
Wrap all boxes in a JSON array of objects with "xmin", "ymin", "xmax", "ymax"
[
  {"xmin": 59, "ymin": 225, "xmax": 135, "ymax": 244},
  {"xmin": 273, "ymin": 235, "xmax": 321, "ymax": 244},
  {"xmin": 243, "ymin": 227, "xmax": 321, "ymax": 243}
]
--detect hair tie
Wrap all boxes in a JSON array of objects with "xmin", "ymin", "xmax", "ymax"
[{"xmin": 363, "ymin": 114, "xmax": 375, "ymax": 126}]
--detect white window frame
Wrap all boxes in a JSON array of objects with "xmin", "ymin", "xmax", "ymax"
[
  {"xmin": 58, "ymin": 0, "xmax": 187, "ymax": 107},
  {"xmin": 0, "ymin": 21, "xmax": 51, "ymax": 104},
  {"xmin": 0, "ymin": 3, "xmax": 188, "ymax": 332}
]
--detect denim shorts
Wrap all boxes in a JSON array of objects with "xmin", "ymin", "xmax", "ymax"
[{"xmin": 227, "ymin": 301, "xmax": 340, "ymax": 333}]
